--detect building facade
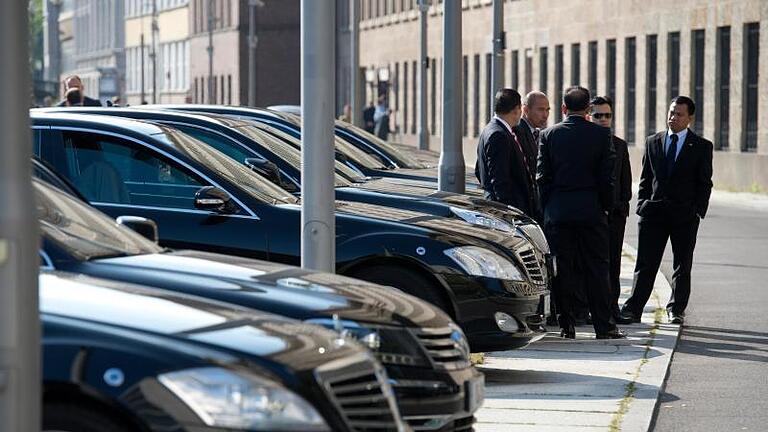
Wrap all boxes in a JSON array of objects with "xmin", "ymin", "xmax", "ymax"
[
  {"xmin": 188, "ymin": 0, "xmax": 300, "ymax": 107},
  {"xmin": 351, "ymin": 0, "xmax": 768, "ymax": 191},
  {"xmin": 124, "ymin": 0, "xmax": 191, "ymax": 105}
]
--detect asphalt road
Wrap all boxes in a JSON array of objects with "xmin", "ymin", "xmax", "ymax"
[{"xmin": 622, "ymin": 199, "xmax": 768, "ymax": 431}]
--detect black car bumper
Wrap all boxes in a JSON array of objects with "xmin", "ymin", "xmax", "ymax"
[{"xmin": 440, "ymin": 273, "xmax": 548, "ymax": 352}]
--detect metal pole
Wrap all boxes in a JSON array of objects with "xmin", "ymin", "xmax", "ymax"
[
  {"xmin": 248, "ymin": 0, "xmax": 262, "ymax": 107},
  {"xmin": 0, "ymin": 0, "xmax": 40, "ymax": 430},
  {"xmin": 350, "ymin": 0, "xmax": 361, "ymax": 126},
  {"xmin": 151, "ymin": 0, "xmax": 158, "ymax": 104},
  {"xmin": 301, "ymin": 0, "xmax": 336, "ymax": 272},
  {"xmin": 207, "ymin": 0, "xmax": 214, "ymax": 103},
  {"xmin": 490, "ymin": 0, "xmax": 504, "ymax": 115},
  {"xmin": 438, "ymin": 0, "xmax": 465, "ymax": 193},
  {"xmin": 140, "ymin": 32, "xmax": 146, "ymax": 103},
  {"xmin": 418, "ymin": 0, "xmax": 430, "ymax": 150}
]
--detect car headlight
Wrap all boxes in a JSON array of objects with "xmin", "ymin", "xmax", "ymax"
[
  {"xmin": 444, "ymin": 246, "xmax": 525, "ymax": 281},
  {"xmin": 448, "ymin": 323, "xmax": 471, "ymax": 360},
  {"xmin": 450, "ymin": 207, "xmax": 515, "ymax": 233},
  {"xmin": 158, "ymin": 367, "xmax": 329, "ymax": 431}
]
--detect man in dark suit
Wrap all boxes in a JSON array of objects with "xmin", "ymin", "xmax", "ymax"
[
  {"xmin": 475, "ymin": 88, "xmax": 536, "ymax": 216},
  {"xmin": 513, "ymin": 91, "xmax": 551, "ymax": 222},
  {"xmin": 537, "ymin": 86, "xmax": 625, "ymax": 339},
  {"xmin": 620, "ymin": 96, "xmax": 713, "ymax": 324},
  {"xmin": 588, "ymin": 96, "xmax": 633, "ymax": 323},
  {"xmin": 56, "ymin": 75, "xmax": 104, "ymax": 107}
]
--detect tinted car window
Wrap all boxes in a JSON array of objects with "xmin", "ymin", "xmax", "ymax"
[
  {"xmin": 36, "ymin": 180, "xmax": 163, "ymax": 260},
  {"xmin": 339, "ymin": 122, "xmax": 427, "ymax": 169},
  {"xmin": 57, "ymin": 130, "xmax": 206, "ymax": 210}
]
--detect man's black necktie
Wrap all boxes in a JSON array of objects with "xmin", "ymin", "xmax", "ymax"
[{"xmin": 666, "ymin": 134, "xmax": 679, "ymax": 176}]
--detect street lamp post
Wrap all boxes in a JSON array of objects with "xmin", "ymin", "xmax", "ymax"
[
  {"xmin": 418, "ymin": 0, "xmax": 430, "ymax": 150},
  {"xmin": 0, "ymin": 0, "xmax": 40, "ymax": 430},
  {"xmin": 150, "ymin": 0, "xmax": 158, "ymax": 104},
  {"xmin": 350, "ymin": 0, "xmax": 361, "ymax": 126},
  {"xmin": 438, "ymin": 0, "xmax": 465, "ymax": 193},
  {"xmin": 490, "ymin": 0, "xmax": 505, "ymax": 114},
  {"xmin": 247, "ymin": 0, "xmax": 264, "ymax": 107}
]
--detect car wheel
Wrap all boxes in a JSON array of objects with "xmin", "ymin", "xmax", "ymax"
[
  {"xmin": 43, "ymin": 403, "xmax": 133, "ymax": 432},
  {"xmin": 349, "ymin": 265, "xmax": 451, "ymax": 314}
]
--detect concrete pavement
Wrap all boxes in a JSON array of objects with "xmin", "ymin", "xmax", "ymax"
[{"xmin": 474, "ymin": 245, "xmax": 681, "ymax": 431}]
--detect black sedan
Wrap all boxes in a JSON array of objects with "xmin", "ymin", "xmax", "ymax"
[
  {"xmin": 31, "ymin": 111, "xmax": 547, "ymax": 353},
  {"xmin": 34, "ymin": 177, "xmax": 483, "ymax": 431},
  {"xmin": 41, "ymin": 270, "xmax": 404, "ymax": 432}
]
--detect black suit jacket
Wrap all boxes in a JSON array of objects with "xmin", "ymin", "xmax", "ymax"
[
  {"xmin": 636, "ymin": 129, "xmax": 713, "ymax": 223},
  {"xmin": 56, "ymin": 96, "xmax": 103, "ymax": 107},
  {"xmin": 513, "ymin": 118, "xmax": 539, "ymax": 176},
  {"xmin": 612, "ymin": 135, "xmax": 632, "ymax": 217},
  {"xmin": 475, "ymin": 119, "xmax": 535, "ymax": 215},
  {"xmin": 536, "ymin": 115, "xmax": 616, "ymax": 225}
]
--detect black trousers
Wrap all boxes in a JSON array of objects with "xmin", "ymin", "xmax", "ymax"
[
  {"xmin": 623, "ymin": 216, "xmax": 700, "ymax": 316},
  {"xmin": 608, "ymin": 212, "xmax": 628, "ymax": 315},
  {"xmin": 546, "ymin": 221, "xmax": 616, "ymax": 334}
]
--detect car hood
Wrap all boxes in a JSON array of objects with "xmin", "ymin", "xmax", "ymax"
[
  {"xmin": 392, "ymin": 167, "xmax": 481, "ymax": 187},
  {"xmin": 90, "ymin": 250, "xmax": 453, "ymax": 329},
  {"xmin": 39, "ymin": 271, "xmax": 361, "ymax": 371}
]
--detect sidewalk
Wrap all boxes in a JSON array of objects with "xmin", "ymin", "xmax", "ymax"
[{"xmin": 474, "ymin": 244, "xmax": 681, "ymax": 432}]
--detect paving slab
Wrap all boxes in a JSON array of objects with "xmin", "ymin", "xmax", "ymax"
[{"xmin": 474, "ymin": 244, "xmax": 681, "ymax": 431}]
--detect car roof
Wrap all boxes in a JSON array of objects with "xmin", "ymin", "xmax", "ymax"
[
  {"xmin": 30, "ymin": 109, "xmax": 167, "ymax": 137},
  {"xmin": 33, "ymin": 106, "xmax": 254, "ymax": 129}
]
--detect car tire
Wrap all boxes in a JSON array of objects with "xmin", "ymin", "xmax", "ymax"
[
  {"xmin": 349, "ymin": 265, "xmax": 451, "ymax": 314},
  {"xmin": 43, "ymin": 403, "xmax": 133, "ymax": 432}
]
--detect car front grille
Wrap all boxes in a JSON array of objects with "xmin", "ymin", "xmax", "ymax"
[
  {"xmin": 404, "ymin": 414, "xmax": 475, "ymax": 432},
  {"xmin": 518, "ymin": 223, "xmax": 550, "ymax": 254},
  {"xmin": 413, "ymin": 327, "xmax": 470, "ymax": 370},
  {"xmin": 516, "ymin": 244, "xmax": 547, "ymax": 287},
  {"xmin": 316, "ymin": 355, "xmax": 404, "ymax": 432}
]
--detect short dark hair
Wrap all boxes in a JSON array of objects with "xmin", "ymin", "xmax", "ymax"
[
  {"xmin": 590, "ymin": 95, "xmax": 613, "ymax": 110},
  {"xmin": 494, "ymin": 88, "xmax": 522, "ymax": 114},
  {"xmin": 671, "ymin": 95, "xmax": 696, "ymax": 116},
  {"xmin": 563, "ymin": 86, "xmax": 591, "ymax": 112}
]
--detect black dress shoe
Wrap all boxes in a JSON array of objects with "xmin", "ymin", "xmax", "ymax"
[
  {"xmin": 617, "ymin": 309, "xmax": 641, "ymax": 324},
  {"xmin": 669, "ymin": 312, "xmax": 685, "ymax": 324},
  {"xmin": 559, "ymin": 326, "xmax": 575, "ymax": 339},
  {"xmin": 596, "ymin": 329, "xmax": 627, "ymax": 339}
]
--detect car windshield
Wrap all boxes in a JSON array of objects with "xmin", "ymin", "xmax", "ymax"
[
  {"xmin": 153, "ymin": 126, "xmax": 299, "ymax": 204},
  {"xmin": 238, "ymin": 122, "xmax": 368, "ymax": 185},
  {"xmin": 35, "ymin": 180, "xmax": 163, "ymax": 260},
  {"xmin": 339, "ymin": 122, "xmax": 427, "ymax": 169}
]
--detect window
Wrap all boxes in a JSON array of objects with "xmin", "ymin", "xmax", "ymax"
[
  {"xmin": 606, "ymin": 39, "xmax": 616, "ymax": 103},
  {"xmin": 463, "ymin": 55, "xmax": 468, "ymax": 136},
  {"xmin": 431, "ymin": 57, "xmax": 437, "ymax": 135},
  {"xmin": 539, "ymin": 47, "xmax": 548, "ymax": 94},
  {"xmin": 220, "ymin": 75, "xmax": 225, "ymax": 104},
  {"xmin": 55, "ymin": 131, "xmax": 205, "ymax": 209},
  {"xmin": 403, "ymin": 61, "xmax": 408, "ymax": 133},
  {"xmin": 554, "ymin": 45, "xmax": 563, "ymax": 122},
  {"xmin": 646, "ymin": 34, "xmax": 658, "ymax": 135},
  {"xmin": 625, "ymin": 37, "xmax": 636, "ymax": 144},
  {"xmin": 525, "ymin": 51, "xmax": 532, "ymax": 94},
  {"xmin": 571, "ymin": 43, "xmax": 580, "ymax": 86},
  {"xmin": 510, "ymin": 49, "xmax": 519, "ymax": 90},
  {"xmin": 473, "ymin": 54, "xmax": 480, "ymax": 136},
  {"xmin": 411, "ymin": 60, "xmax": 417, "ymax": 134},
  {"xmin": 743, "ymin": 23, "xmax": 759, "ymax": 152},
  {"xmin": 715, "ymin": 26, "xmax": 730, "ymax": 150},
  {"xmin": 485, "ymin": 53, "xmax": 492, "ymax": 124},
  {"xmin": 394, "ymin": 62, "xmax": 400, "ymax": 112},
  {"xmin": 227, "ymin": 75, "xmax": 232, "ymax": 105},
  {"xmin": 588, "ymin": 40, "xmax": 598, "ymax": 96},
  {"xmin": 691, "ymin": 29, "xmax": 705, "ymax": 135},
  {"xmin": 668, "ymin": 31, "xmax": 680, "ymax": 100}
]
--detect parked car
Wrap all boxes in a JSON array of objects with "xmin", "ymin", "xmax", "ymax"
[
  {"xmin": 34, "ymin": 176, "xmax": 484, "ymax": 431},
  {"xmin": 40, "ymin": 270, "xmax": 404, "ymax": 432},
  {"xmin": 31, "ymin": 111, "xmax": 547, "ymax": 354},
  {"xmin": 149, "ymin": 104, "xmax": 481, "ymax": 186}
]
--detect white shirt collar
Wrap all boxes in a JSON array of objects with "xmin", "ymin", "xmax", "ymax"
[
  {"xmin": 521, "ymin": 117, "xmax": 536, "ymax": 135},
  {"xmin": 665, "ymin": 128, "xmax": 689, "ymax": 160},
  {"xmin": 493, "ymin": 115, "xmax": 514, "ymax": 135}
]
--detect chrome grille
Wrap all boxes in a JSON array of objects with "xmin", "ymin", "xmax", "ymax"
[
  {"xmin": 518, "ymin": 223, "xmax": 550, "ymax": 254},
  {"xmin": 414, "ymin": 327, "xmax": 471, "ymax": 370},
  {"xmin": 516, "ymin": 244, "xmax": 547, "ymax": 286},
  {"xmin": 317, "ymin": 355, "xmax": 404, "ymax": 432}
]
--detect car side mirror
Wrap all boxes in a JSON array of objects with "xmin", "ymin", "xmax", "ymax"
[
  {"xmin": 194, "ymin": 186, "xmax": 237, "ymax": 214},
  {"xmin": 116, "ymin": 216, "xmax": 159, "ymax": 243},
  {"xmin": 244, "ymin": 157, "xmax": 298, "ymax": 192}
]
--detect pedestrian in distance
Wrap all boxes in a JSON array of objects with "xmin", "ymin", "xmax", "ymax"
[
  {"xmin": 363, "ymin": 100, "xmax": 376, "ymax": 133},
  {"xmin": 619, "ymin": 96, "xmax": 713, "ymax": 325},
  {"xmin": 588, "ymin": 96, "xmax": 633, "ymax": 324},
  {"xmin": 56, "ymin": 75, "xmax": 103, "ymax": 107},
  {"xmin": 338, "ymin": 103, "xmax": 352, "ymax": 123},
  {"xmin": 373, "ymin": 95, "xmax": 391, "ymax": 140},
  {"xmin": 513, "ymin": 91, "xmax": 551, "ymax": 223},
  {"xmin": 537, "ymin": 86, "xmax": 625, "ymax": 340},
  {"xmin": 475, "ymin": 88, "xmax": 537, "ymax": 217}
]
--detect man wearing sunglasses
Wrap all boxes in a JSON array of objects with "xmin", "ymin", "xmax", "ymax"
[{"xmin": 589, "ymin": 96, "xmax": 633, "ymax": 324}]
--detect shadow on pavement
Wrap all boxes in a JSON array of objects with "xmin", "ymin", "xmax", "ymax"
[{"xmin": 675, "ymin": 325, "xmax": 768, "ymax": 363}]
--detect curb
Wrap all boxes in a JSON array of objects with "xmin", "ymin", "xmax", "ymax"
[{"xmin": 617, "ymin": 243, "xmax": 683, "ymax": 432}]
